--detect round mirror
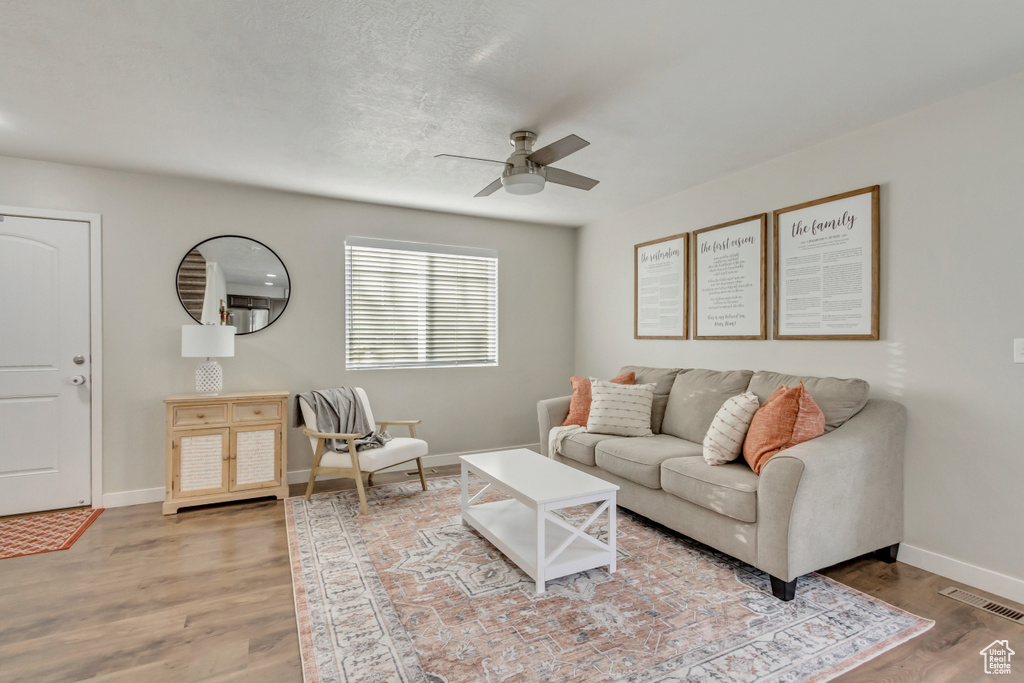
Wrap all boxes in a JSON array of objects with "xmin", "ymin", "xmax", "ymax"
[{"xmin": 176, "ymin": 236, "xmax": 290, "ymax": 334}]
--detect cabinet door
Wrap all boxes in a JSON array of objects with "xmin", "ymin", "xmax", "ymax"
[
  {"xmin": 173, "ymin": 428, "xmax": 230, "ymax": 497},
  {"xmin": 231, "ymin": 425, "xmax": 282, "ymax": 491}
]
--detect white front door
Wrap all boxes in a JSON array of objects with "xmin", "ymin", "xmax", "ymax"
[{"xmin": 0, "ymin": 215, "xmax": 92, "ymax": 515}]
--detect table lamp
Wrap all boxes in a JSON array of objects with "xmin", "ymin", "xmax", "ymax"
[{"xmin": 181, "ymin": 325, "xmax": 236, "ymax": 395}]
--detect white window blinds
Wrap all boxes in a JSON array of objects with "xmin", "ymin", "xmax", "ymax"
[{"xmin": 345, "ymin": 237, "xmax": 498, "ymax": 370}]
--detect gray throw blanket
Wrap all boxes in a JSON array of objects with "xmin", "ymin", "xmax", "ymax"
[{"xmin": 293, "ymin": 388, "xmax": 393, "ymax": 453}]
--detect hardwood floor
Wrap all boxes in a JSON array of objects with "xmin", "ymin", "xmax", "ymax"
[{"xmin": 1, "ymin": 467, "xmax": 1020, "ymax": 682}]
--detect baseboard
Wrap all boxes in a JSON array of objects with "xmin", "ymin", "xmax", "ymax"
[
  {"xmin": 898, "ymin": 543, "xmax": 1024, "ymax": 605},
  {"xmin": 286, "ymin": 442, "xmax": 541, "ymax": 485},
  {"xmin": 101, "ymin": 443, "xmax": 542, "ymax": 509},
  {"xmin": 102, "ymin": 486, "xmax": 165, "ymax": 508}
]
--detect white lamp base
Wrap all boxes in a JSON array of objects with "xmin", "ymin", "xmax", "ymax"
[{"xmin": 195, "ymin": 358, "xmax": 223, "ymax": 395}]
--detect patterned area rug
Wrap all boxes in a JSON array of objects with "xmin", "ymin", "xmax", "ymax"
[
  {"xmin": 285, "ymin": 477, "xmax": 931, "ymax": 682},
  {"xmin": 0, "ymin": 507, "xmax": 103, "ymax": 560}
]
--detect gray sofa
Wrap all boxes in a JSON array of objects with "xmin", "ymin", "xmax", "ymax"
[{"xmin": 538, "ymin": 366, "xmax": 906, "ymax": 601}]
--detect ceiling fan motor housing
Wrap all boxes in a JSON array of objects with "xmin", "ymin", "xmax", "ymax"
[{"xmin": 501, "ymin": 131, "xmax": 546, "ymax": 194}]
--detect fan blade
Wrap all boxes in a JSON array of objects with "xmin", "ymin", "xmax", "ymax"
[
  {"xmin": 474, "ymin": 177, "xmax": 504, "ymax": 197},
  {"xmin": 544, "ymin": 166, "xmax": 599, "ymax": 191},
  {"xmin": 527, "ymin": 134, "xmax": 590, "ymax": 166},
  {"xmin": 436, "ymin": 154, "xmax": 511, "ymax": 167}
]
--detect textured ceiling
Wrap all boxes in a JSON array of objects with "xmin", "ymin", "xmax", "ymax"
[{"xmin": 1, "ymin": 1, "xmax": 1023, "ymax": 226}]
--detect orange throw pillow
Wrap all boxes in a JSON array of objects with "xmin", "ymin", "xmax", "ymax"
[
  {"xmin": 561, "ymin": 372, "xmax": 635, "ymax": 426},
  {"xmin": 742, "ymin": 382, "xmax": 825, "ymax": 474}
]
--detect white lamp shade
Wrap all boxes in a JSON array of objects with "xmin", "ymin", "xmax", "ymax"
[{"xmin": 182, "ymin": 325, "xmax": 236, "ymax": 358}]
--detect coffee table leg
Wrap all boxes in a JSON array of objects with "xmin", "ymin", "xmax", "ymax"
[
  {"xmin": 536, "ymin": 506, "xmax": 546, "ymax": 594},
  {"xmin": 460, "ymin": 464, "xmax": 469, "ymax": 525},
  {"xmin": 608, "ymin": 493, "xmax": 617, "ymax": 573}
]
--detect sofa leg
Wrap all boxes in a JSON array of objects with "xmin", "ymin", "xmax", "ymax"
[
  {"xmin": 873, "ymin": 543, "xmax": 900, "ymax": 563},
  {"xmin": 770, "ymin": 575, "xmax": 797, "ymax": 601}
]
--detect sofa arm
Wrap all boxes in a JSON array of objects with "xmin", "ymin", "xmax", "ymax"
[
  {"xmin": 756, "ymin": 399, "xmax": 906, "ymax": 581},
  {"xmin": 537, "ymin": 396, "xmax": 571, "ymax": 456}
]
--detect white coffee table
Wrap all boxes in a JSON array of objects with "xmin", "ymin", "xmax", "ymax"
[{"xmin": 460, "ymin": 448, "xmax": 619, "ymax": 594}]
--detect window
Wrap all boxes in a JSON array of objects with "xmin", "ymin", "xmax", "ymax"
[{"xmin": 345, "ymin": 237, "xmax": 498, "ymax": 369}]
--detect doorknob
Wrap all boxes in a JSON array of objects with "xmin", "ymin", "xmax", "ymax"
[{"xmin": 70, "ymin": 375, "xmax": 86, "ymax": 386}]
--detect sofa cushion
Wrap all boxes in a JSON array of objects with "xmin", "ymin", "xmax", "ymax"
[
  {"xmin": 661, "ymin": 457, "xmax": 760, "ymax": 523},
  {"xmin": 661, "ymin": 369, "xmax": 754, "ymax": 443},
  {"xmin": 560, "ymin": 432, "xmax": 623, "ymax": 467},
  {"xmin": 562, "ymin": 372, "xmax": 635, "ymax": 427},
  {"xmin": 747, "ymin": 371, "xmax": 868, "ymax": 432},
  {"xmin": 595, "ymin": 435, "xmax": 702, "ymax": 489},
  {"xmin": 620, "ymin": 366, "xmax": 688, "ymax": 433}
]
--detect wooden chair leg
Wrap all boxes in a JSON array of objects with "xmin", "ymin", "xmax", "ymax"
[
  {"xmin": 416, "ymin": 457, "xmax": 428, "ymax": 491},
  {"xmin": 367, "ymin": 471, "xmax": 375, "ymax": 487},
  {"xmin": 305, "ymin": 440, "xmax": 326, "ymax": 501},
  {"xmin": 348, "ymin": 437, "xmax": 369, "ymax": 514},
  {"xmin": 353, "ymin": 474, "xmax": 369, "ymax": 514}
]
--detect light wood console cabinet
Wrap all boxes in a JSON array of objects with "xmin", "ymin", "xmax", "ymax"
[{"xmin": 163, "ymin": 391, "xmax": 289, "ymax": 514}]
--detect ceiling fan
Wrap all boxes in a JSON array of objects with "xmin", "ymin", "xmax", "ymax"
[{"xmin": 436, "ymin": 131, "xmax": 599, "ymax": 197}]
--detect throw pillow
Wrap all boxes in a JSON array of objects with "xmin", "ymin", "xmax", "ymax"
[
  {"xmin": 586, "ymin": 379, "xmax": 655, "ymax": 437},
  {"xmin": 619, "ymin": 366, "xmax": 687, "ymax": 434},
  {"xmin": 743, "ymin": 382, "xmax": 825, "ymax": 474},
  {"xmin": 703, "ymin": 392, "xmax": 760, "ymax": 465},
  {"xmin": 561, "ymin": 371, "xmax": 635, "ymax": 426}
]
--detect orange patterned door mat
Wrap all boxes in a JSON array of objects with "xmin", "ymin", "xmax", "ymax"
[{"xmin": 0, "ymin": 507, "xmax": 103, "ymax": 560}]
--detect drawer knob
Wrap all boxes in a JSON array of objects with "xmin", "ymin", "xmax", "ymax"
[
  {"xmin": 197, "ymin": 413, "xmax": 204, "ymax": 418},
  {"xmin": 253, "ymin": 410, "xmax": 261, "ymax": 415}
]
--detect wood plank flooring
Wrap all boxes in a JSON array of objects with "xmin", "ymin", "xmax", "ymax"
[{"xmin": 1, "ymin": 466, "xmax": 1020, "ymax": 682}]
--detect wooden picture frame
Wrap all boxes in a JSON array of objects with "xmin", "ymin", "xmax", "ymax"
[
  {"xmin": 692, "ymin": 214, "xmax": 767, "ymax": 340},
  {"xmin": 773, "ymin": 185, "xmax": 880, "ymax": 340},
  {"xmin": 634, "ymin": 233, "xmax": 688, "ymax": 339}
]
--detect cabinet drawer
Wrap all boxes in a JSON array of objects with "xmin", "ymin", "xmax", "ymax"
[
  {"xmin": 173, "ymin": 404, "xmax": 228, "ymax": 427},
  {"xmin": 232, "ymin": 401, "xmax": 281, "ymax": 423}
]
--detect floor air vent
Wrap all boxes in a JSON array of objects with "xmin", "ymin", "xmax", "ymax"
[{"xmin": 939, "ymin": 586, "xmax": 1024, "ymax": 624}]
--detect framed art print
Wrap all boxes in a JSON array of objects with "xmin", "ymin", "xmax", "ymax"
[
  {"xmin": 693, "ymin": 214, "xmax": 766, "ymax": 339},
  {"xmin": 635, "ymin": 233, "xmax": 688, "ymax": 339},
  {"xmin": 773, "ymin": 185, "xmax": 880, "ymax": 340}
]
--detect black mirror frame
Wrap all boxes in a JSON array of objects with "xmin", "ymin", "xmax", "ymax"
[{"xmin": 175, "ymin": 234, "xmax": 291, "ymax": 335}]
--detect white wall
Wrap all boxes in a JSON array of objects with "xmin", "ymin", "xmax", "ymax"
[
  {"xmin": 575, "ymin": 73, "xmax": 1024, "ymax": 600},
  {"xmin": 0, "ymin": 157, "xmax": 575, "ymax": 500}
]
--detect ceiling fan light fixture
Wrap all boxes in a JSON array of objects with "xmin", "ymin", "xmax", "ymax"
[{"xmin": 501, "ymin": 172, "xmax": 545, "ymax": 195}]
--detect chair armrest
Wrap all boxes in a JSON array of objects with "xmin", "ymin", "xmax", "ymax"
[
  {"xmin": 301, "ymin": 427, "xmax": 363, "ymax": 439},
  {"xmin": 537, "ymin": 396, "xmax": 571, "ymax": 456},
  {"xmin": 375, "ymin": 419, "xmax": 422, "ymax": 438},
  {"xmin": 756, "ymin": 399, "xmax": 906, "ymax": 581}
]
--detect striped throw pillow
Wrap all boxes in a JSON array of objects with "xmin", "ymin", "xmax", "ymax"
[
  {"xmin": 703, "ymin": 392, "xmax": 760, "ymax": 465},
  {"xmin": 586, "ymin": 379, "xmax": 655, "ymax": 437}
]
